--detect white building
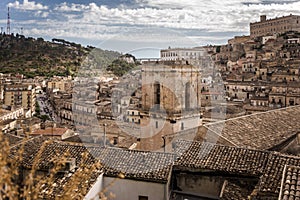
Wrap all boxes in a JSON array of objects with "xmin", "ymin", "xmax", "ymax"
[
  {"xmin": 160, "ymin": 47, "xmax": 205, "ymax": 62},
  {"xmin": 0, "ymin": 107, "xmax": 24, "ymax": 122}
]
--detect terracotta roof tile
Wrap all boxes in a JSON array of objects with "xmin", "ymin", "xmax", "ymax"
[
  {"xmin": 261, "ymin": 154, "xmax": 300, "ymax": 198},
  {"xmin": 13, "ymin": 137, "xmax": 175, "ymax": 183},
  {"xmin": 2, "ymin": 133, "xmax": 24, "ymax": 146},
  {"xmin": 31, "ymin": 128, "xmax": 68, "ymax": 136},
  {"xmin": 174, "ymin": 140, "xmax": 300, "ymax": 199},
  {"xmin": 174, "ymin": 140, "xmax": 268, "ymax": 176},
  {"xmin": 203, "ymin": 106, "xmax": 300, "ymax": 150},
  {"xmin": 220, "ymin": 180, "xmax": 254, "ymax": 200}
]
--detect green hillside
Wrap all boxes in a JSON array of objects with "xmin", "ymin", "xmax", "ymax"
[{"xmin": 0, "ymin": 33, "xmax": 120, "ymax": 78}]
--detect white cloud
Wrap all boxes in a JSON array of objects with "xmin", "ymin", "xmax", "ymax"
[
  {"xmin": 54, "ymin": 2, "xmax": 89, "ymax": 12},
  {"xmin": 135, "ymin": 0, "xmax": 261, "ymax": 9},
  {"xmin": 8, "ymin": 0, "xmax": 48, "ymax": 11},
  {"xmin": 34, "ymin": 11, "xmax": 49, "ymax": 18},
  {"xmin": 52, "ymin": 1, "xmax": 300, "ymax": 33},
  {"xmin": 11, "ymin": 0, "xmax": 300, "ymax": 52}
]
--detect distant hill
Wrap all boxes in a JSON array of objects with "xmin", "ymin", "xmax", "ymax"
[{"xmin": 0, "ymin": 33, "xmax": 120, "ymax": 78}]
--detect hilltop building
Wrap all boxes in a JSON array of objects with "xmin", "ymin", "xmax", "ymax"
[
  {"xmin": 250, "ymin": 14, "xmax": 300, "ymax": 38},
  {"xmin": 160, "ymin": 47, "xmax": 206, "ymax": 66}
]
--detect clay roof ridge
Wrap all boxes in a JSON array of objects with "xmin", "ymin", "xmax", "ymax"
[
  {"xmin": 204, "ymin": 105, "xmax": 300, "ymax": 127},
  {"xmin": 204, "ymin": 125, "xmax": 239, "ymax": 147},
  {"xmin": 175, "ymin": 139, "xmax": 271, "ymax": 154},
  {"xmin": 48, "ymin": 140, "xmax": 177, "ymax": 158},
  {"xmin": 9, "ymin": 135, "xmax": 44, "ymax": 149}
]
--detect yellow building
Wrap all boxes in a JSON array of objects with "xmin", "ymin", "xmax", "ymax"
[
  {"xmin": 3, "ymin": 84, "xmax": 36, "ymax": 116},
  {"xmin": 47, "ymin": 76, "xmax": 72, "ymax": 92}
]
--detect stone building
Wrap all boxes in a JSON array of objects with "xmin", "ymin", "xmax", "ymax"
[
  {"xmin": 139, "ymin": 61, "xmax": 202, "ymax": 151},
  {"xmin": 250, "ymin": 14, "xmax": 300, "ymax": 38},
  {"xmin": 269, "ymin": 83, "xmax": 300, "ymax": 108},
  {"xmin": 228, "ymin": 35, "xmax": 250, "ymax": 45},
  {"xmin": 59, "ymin": 99, "xmax": 73, "ymax": 125}
]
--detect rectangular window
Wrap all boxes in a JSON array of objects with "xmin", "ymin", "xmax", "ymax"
[
  {"xmin": 154, "ymin": 82, "xmax": 160, "ymax": 105},
  {"xmin": 139, "ymin": 196, "xmax": 148, "ymax": 200}
]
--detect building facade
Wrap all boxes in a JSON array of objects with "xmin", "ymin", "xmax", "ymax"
[
  {"xmin": 3, "ymin": 84, "xmax": 36, "ymax": 116},
  {"xmin": 250, "ymin": 14, "xmax": 300, "ymax": 38},
  {"xmin": 160, "ymin": 47, "xmax": 205, "ymax": 65},
  {"xmin": 0, "ymin": 107, "xmax": 24, "ymax": 122},
  {"xmin": 139, "ymin": 61, "xmax": 202, "ymax": 151}
]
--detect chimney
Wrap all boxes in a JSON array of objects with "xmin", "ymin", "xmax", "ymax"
[
  {"xmin": 260, "ymin": 15, "xmax": 267, "ymax": 22},
  {"xmin": 58, "ymin": 158, "xmax": 76, "ymax": 173}
]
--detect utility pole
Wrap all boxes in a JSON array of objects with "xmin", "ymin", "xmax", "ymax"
[{"xmin": 162, "ymin": 135, "xmax": 166, "ymax": 153}]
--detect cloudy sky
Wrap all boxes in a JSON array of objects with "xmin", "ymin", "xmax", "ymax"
[{"xmin": 0, "ymin": 0, "xmax": 299, "ymax": 57}]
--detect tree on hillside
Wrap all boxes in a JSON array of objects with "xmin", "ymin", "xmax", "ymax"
[{"xmin": 106, "ymin": 58, "xmax": 138, "ymax": 77}]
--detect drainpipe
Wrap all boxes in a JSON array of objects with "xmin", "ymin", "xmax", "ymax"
[
  {"xmin": 103, "ymin": 124, "xmax": 107, "ymax": 147},
  {"xmin": 162, "ymin": 135, "xmax": 166, "ymax": 153}
]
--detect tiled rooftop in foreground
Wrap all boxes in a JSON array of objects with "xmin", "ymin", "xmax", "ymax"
[
  {"xmin": 279, "ymin": 165, "xmax": 300, "ymax": 200},
  {"xmin": 12, "ymin": 136, "xmax": 175, "ymax": 184},
  {"xmin": 2, "ymin": 133, "xmax": 24, "ymax": 146},
  {"xmin": 202, "ymin": 105, "xmax": 300, "ymax": 150},
  {"xmin": 10, "ymin": 136, "xmax": 300, "ymax": 199},
  {"xmin": 174, "ymin": 140, "xmax": 268, "ymax": 176},
  {"xmin": 174, "ymin": 140, "xmax": 300, "ymax": 199}
]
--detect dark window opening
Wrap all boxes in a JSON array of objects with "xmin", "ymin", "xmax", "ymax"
[
  {"xmin": 185, "ymin": 82, "xmax": 191, "ymax": 110},
  {"xmin": 139, "ymin": 196, "xmax": 148, "ymax": 200},
  {"xmin": 154, "ymin": 82, "xmax": 160, "ymax": 105}
]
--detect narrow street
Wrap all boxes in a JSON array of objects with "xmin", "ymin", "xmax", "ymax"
[{"xmin": 36, "ymin": 92, "xmax": 60, "ymax": 123}]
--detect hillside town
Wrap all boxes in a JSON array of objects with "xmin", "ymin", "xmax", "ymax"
[{"xmin": 1, "ymin": 14, "xmax": 300, "ymax": 199}]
